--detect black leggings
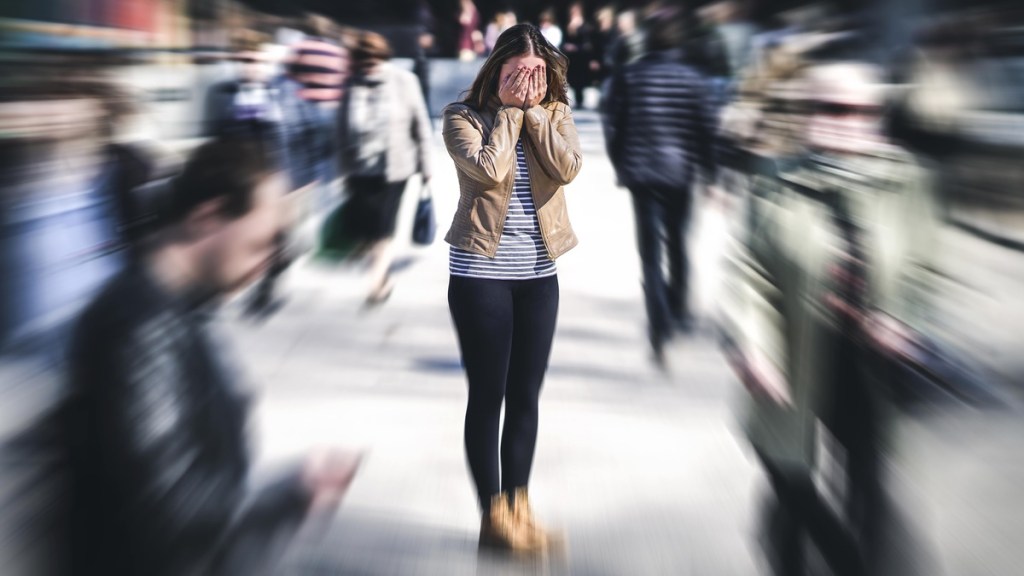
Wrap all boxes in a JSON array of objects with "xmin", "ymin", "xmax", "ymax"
[{"xmin": 448, "ymin": 274, "xmax": 559, "ymax": 511}]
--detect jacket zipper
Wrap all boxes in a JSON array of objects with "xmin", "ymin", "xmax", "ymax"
[
  {"xmin": 490, "ymin": 146, "xmax": 516, "ymax": 258},
  {"xmin": 521, "ymin": 139, "xmax": 555, "ymax": 259}
]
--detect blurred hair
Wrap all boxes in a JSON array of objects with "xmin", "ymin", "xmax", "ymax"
[
  {"xmin": 350, "ymin": 30, "xmax": 392, "ymax": 70},
  {"xmin": 645, "ymin": 6, "xmax": 686, "ymax": 52},
  {"xmin": 231, "ymin": 30, "xmax": 268, "ymax": 54},
  {"xmin": 461, "ymin": 23, "xmax": 569, "ymax": 111},
  {"xmin": 167, "ymin": 138, "xmax": 278, "ymax": 224},
  {"xmin": 303, "ymin": 13, "xmax": 337, "ymax": 38}
]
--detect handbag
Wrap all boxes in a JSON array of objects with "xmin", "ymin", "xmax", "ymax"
[{"xmin": 412, "ymin": 181, "xmax": 437, "ymax": 246}]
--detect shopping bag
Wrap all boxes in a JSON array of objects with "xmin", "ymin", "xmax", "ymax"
[{"xmin": 316, "ymin": 196, "xmax": 364, "ymax": 262}]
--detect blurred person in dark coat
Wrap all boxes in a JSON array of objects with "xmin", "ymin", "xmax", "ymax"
[
  {"xmin": 62, "ymin": 138, "xmax": 361, "ymax": 576},
  {"xmin": 603, "ymin": 6, "xmax": 718, "ymax": 365}
]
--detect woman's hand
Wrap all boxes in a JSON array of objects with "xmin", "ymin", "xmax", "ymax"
[
  {"xmin": 523, "ymin": 66, "xmax": 548, "ymax": 109},
  {"xmin": 498, "ymin": 66, "xmax": 531, "ymax": 108}
]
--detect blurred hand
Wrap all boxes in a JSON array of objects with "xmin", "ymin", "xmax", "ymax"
[
  {"xmin": 523, "ymin": 66, "xmax": 547, "ymax": 109},
  {"xmin": 499, "ymin": 66, "xmax": 530, "ymax": 108},
  {"xmin": 864, "ymin": 311, "xmax": 916, "ymax": 361},
  {"xmin": 733, "ymin": 348, "xmax": 792, "ymax": 408},
  {"xmin": 704, "ymin": 184, "xmax": 729, "ymax": 211},
  {"xmin": 302, "ymin": 448, "xmax": 363, "ymax": 512}
]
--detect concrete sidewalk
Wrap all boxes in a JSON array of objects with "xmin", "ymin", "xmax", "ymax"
[
  {"xmin": 225, "ymin": 110, "xmax": 762, "ymax": 575},
  {"xmin": 222, "ymin": 111, "xmax": 1024, "ymax": 575}
]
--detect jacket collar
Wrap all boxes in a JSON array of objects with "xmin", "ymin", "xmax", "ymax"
[
  {"xmin": 641, "ymin": 48, "xmax": 686, "ymax": 63},
  {"xmin": 484, "ymin": 93, "xmax": 503, "ymax": 115}
]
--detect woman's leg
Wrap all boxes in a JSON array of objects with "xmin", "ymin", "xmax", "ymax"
[
  {"xmin": 501, "ymin": 275, "xmax": 559, "ymax": 491},
  {"xmin": 448, "ymin": 276, "xmax": 515, "ymax": 511},
  {"xmin": 365, "ymin": 180, "xmax": 407, "ymax": 301},
  {"xmin": 366, "ymin": 238, "xmax": 395, "ymax": 300}
]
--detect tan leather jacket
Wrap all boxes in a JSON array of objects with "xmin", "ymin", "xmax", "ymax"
[{"xmin": 441, "ymin": 97, "xmax": 582, "ymax": 259}]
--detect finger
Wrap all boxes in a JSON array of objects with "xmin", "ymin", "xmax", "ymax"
[{"xmin": 513, "ymin": 68, "xmax": 528, "ymax": 90}]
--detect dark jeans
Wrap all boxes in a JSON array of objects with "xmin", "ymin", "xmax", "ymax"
[
  {"xmin": 448, "ymin": 274, "xmax": 559, "ymax": 511},
  {"xmin": 629, "ymin": 186, "xmax": 693, "ymax": 346},
  {"xmin": 828, "ymin": 335, "xmax": 886, "ymax": 569},
  {"xmin": 759, "ymin": 455, "xmax": 865, "ymax": 576}
]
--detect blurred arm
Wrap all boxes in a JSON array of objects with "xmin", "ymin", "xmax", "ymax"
[
  {"xmin": 720, "ymin": 177, "xmax": 791, "ymax": 404},
  {"xmin": 442, "ymin": 105, "xmax": 522, "ymax": 187},
  {"xmin": 522, "ymin": 104, "xmax": 583, "ymax": 185},
  {"xmin": 693, "ymin": 76, "xmax": 719, "ymax": 187},
  {"xmin": 601, "ymin": 70, "xmax": 625, "ymax": 170},
  {"xmin": 409, "ymin": 73, "xmax": 434, "ymax": 180}
]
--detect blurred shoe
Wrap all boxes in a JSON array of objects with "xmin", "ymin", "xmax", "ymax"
[
  {"xmin": 510, "ymin": 487, "xmax": 562, "ymax": 552},
  {"xmin": 650, "ymin": 331, "xmax": 671, "ymax": 371},
  {"xmin": 479, "ymin": 492, "xmax": 542, "ymax": 554},
  {"xmin": 245, "ymin": 286, "xmax": 286, "ymax": 319},
  {"xmin": 363, "ymin": 283, "xmax": 395, "ymax": 309},
  {"xmin": 671, "ymin": 312, "xmax": 696, "ymax": 336}
]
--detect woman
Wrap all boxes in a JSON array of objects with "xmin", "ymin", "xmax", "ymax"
[
  {"xmin": 442, "ymin": 23, "xmax": 582, "ymax": 553},
  {"xmin": 337, "ymin": 31, "xmax": 432, "ymax": 304},
  {"xmin": 457, "ymin": 0, "xmax": 484, "ymax": 61}
]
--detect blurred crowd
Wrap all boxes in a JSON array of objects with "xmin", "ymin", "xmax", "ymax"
[{"xmin": 1, "ymin": 0, "xmax": 1024, "ymax": 575}]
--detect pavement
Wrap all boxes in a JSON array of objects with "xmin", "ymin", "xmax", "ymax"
[
  {"xmin": 224, "ymin": 110, "xmax": 763, "ymax": 575},
  {"xmin": 219, "ymin": 110, "xmax": 1024, "ymax": 576}
]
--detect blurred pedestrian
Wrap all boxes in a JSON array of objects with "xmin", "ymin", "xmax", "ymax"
[
  {"xmin": 562, "ymin": 1, "xmax": 594, "ymax": 108},
  {"xmin": 603, "ymin": 6, "xmax": 718, "ymax": 365},
  {"xmin": 442, "ymin": 23, "xmax": 581, "ymax": 553},
  {"xmin": 457, "ymin": 0, "xmax": 484, "ymax": 61},
  {"xmin": 337, "ymin": 31, "xmax": 433, "ymax": 305},
  {"xmin": 539, "ymin": 9, "xmax": 563, "ymax": 49},
  {"xmin": 603, "ymin": 9, "xmax": 644, "ymax": 78},
  {"xmin": 485, "ymin": 10, "xmax": 518, "ymax": 55},
  {"xmin": 416, "ymin": 1, "xmax": 438, "ymax": 112},
  {"xmin": 721, "ymin": 50, "xmax": 940, "ymax": 576},
  {"xmin": 709, "ymin": 0, "xmax": 758, "ymax": 81},
  {"xmin": 591, "ymin": 6, "xmax": 617, "ymax": 86},
  {"xmin": 204, "ymin": 43, "xmax": 281, "ymax": 144},
  {"xmin": 62, "ymin": 137, "xmax": 361, "ymax": 576},
  {"xmin": 245, "ymin": 27, "xmax": 343, "ymax": 317}
]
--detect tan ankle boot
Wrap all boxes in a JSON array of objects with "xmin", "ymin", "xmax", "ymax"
[
  {"xmin": 479, "ymin": 492, "xmax": 543, "ymax": 554},
  {"xmin": 510, "ymin": 487, "xmax": 562, "ymax": 551}
]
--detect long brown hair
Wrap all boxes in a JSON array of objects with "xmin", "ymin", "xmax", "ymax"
[{"xmin": 461, "ymin": 23, "xmax": 569, "ymax": 111}]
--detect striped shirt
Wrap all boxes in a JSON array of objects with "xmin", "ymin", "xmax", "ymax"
[
  {"xmin": 288, "ymin": 36, "xmax": 345, "ymax": 103},
  {"xmin": 450, "ymin": 140, "xmax": 557, "ymax": 280}
]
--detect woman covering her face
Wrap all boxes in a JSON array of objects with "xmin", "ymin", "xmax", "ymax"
[{"xmin": 440, "ymin": 23, "xmax": 582, "ymax": 554}]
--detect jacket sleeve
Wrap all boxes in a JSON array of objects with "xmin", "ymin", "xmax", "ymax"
[
  {"xmin": 522, "ymin": 104, "xmax": 583, "ymax": 185},
  {"xmin": 408, "ymin": 73, "xmax": 434, "ymax": 179},
  {"xmin": 442, "ymin": 105, "xmax": 523, "ymax": 187},
  {"xmin": 92, "ymin": 323, "xmax": 256, "ymax": 558}
]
